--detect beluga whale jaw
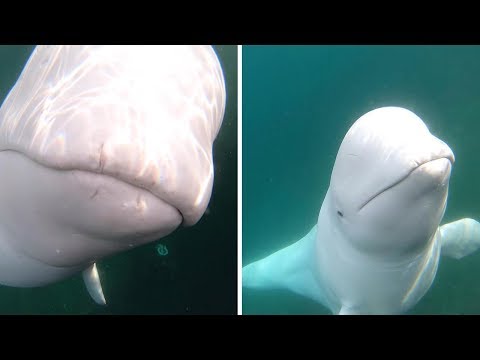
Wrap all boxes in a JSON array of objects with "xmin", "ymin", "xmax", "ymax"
[
  {"xmin": 243, "ymin": 106, "xmax": 480, "ymax": 315},
  {"xmin": 0, "ymin": 45, "xmax": 226, "ymax": 305}
]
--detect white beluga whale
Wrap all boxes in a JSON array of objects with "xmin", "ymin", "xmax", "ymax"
[
  {"xmin": 0, "ymin": 45, "xmax": 226, "ymax": 305},
  {"xmin": 243, "ymin": 107, "xmax": 480, "ymax": 315}
]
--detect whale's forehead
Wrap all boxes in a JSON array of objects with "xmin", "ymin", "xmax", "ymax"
[
  {"xmin": 331, "ymin": 107, "xmax": 454, "ymax": 213},
  {"xmin": 0, "ymin": 45, "xmax": 226, "ymax": 225}
]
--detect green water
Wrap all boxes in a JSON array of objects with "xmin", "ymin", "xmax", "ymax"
[
  {"xmin": 0, "ymin": 45, "xmax": 237, "ymax": 315},
  {"xmin": 243, "ymin": 45, "xmax": 480, "ymax": 315}
]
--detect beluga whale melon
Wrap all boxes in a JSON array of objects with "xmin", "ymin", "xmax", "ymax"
[
  {"xmin": 243, "ymin": 106, "xmax": 480, "ymax": 315},
  {"xmin": 0, "ymin": 45, "xmax": 226, "ymax": 305}
]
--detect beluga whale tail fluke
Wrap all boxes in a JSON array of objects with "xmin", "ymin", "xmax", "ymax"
[
  {"xmin": 243, "ymin": 106, "xmax": 480, "ymax": 315},
  {"xmin": 0, "ymin": 45, "xmax": 226, "ymax": 306}
]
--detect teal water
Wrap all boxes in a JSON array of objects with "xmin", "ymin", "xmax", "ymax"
[
  {"xmin": 243, "ymin": 45, "xmax": 480, "ymax": 315},
  {"xmin": 0, "ymin": 45, "xmax": 237, "ymax": 314}
]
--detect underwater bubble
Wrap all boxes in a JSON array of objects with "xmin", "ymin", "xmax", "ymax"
[{"xmin": 156, "ymin": 243, "xmax": 169, "ymax": 256}]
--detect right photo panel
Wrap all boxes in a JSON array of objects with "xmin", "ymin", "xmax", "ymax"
[{"xmin": 242, "ymin": 45, "xmax": 480, "ymax": 315}]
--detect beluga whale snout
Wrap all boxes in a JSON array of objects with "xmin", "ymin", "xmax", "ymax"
[
  {"xmin": 0, "ymin": 45, "xmax": 226, "ymax": 305},
  {"xmin": 243, "ymin": 106, "xmax": 480, "ymax": 315}
]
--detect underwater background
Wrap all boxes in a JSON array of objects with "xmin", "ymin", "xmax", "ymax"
[
  {"xmin": 0, "ymin": 45, "xmax": 237, "ymax": 315},
  {"xmin": 243, "ymin": 45, "xmax": 480, "ymax": 315}
]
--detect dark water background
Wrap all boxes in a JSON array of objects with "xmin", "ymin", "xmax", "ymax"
[
  {"xmin": 243, "ymin": 45, "xmax": 480, "ymax": 315},
  {"xmin": 0, "ymin": 45, "xmax": 237, "ymax": 314}
]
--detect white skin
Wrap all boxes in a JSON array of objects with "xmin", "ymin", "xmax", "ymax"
[
  {"xmin": 0, "ymin": 46, "xmax": 226, "ymax": 303},
  {"xmin": 243, "ymin": 107, "xmax": 480, "ymax": 314}
]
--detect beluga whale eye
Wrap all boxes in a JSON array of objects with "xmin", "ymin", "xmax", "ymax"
[{"xmin": 337, "ymin": 211, "xmax": 343, "ymax": 217}]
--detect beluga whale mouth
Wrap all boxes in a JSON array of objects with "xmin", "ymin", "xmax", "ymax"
[
  {"xmin": 358, "ymin": 151, "xmax": 455, "ymax": 212},
  {"xmin": 0, "ymin": 45, "xmax": 227, "ymax": 305}
]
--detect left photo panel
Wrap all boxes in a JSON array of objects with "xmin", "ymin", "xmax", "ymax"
[{"xmin": 0, "ymin": 45, "xmax": 238, "ymax": 314}]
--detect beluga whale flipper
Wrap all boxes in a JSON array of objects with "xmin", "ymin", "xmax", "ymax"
[
  {"xmin": 243, "ymin": 107, "xmax": 480, "ymax": 315},
  {"xmin": 0, "ymin": 45, "xmax": 226, "ymax": 305}
]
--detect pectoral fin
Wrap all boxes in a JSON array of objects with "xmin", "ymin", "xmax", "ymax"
[
  {"xmin": 242, "ymin": 225, "xmax": 327, "ymax": 306},
  {"xmin": 440, "ymin": 218, "xmax": 480, "ymax": 259},
  {"xmin": 82, "ymin": 263, "xmax": 106, "ymax": 305}
]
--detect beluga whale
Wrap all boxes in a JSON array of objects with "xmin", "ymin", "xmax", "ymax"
[
  {"xmin": 243, "ymin": 107, "xmax": 480, "ymax": 315},
  {"xmin": 0, "ymin": 45, "xmax": 226, "ymax": 305}
]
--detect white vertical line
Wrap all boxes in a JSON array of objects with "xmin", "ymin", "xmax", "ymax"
[{"xmin": 237, "ymin": 45, "xmax": 243, "ymax": 315}]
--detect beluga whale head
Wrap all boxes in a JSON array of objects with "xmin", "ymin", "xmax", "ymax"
[
  {"xmin": 0, "ymin": 45, "xmax": 226, "ymax": 299},
  {"xmin": 327, "ymin": 106, "xmax": 454, "ymax": 259}
]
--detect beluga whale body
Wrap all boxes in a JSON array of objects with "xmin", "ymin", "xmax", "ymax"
[
  {"xmin": 243, "ymin": 107, "xmax": 480, "ymax": 315},
  {"xmin": 0, "ymin": 45, "xmax": 226, "ymax": 305}
]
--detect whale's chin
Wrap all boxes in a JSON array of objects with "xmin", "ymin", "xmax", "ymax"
[
  {"xmin": 65, "ymin": 169, "xmax": 183, "ymax": 242},
  {"xmin": 0, "ymin": 150, "xmax": 182, "ymax": 268}
]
